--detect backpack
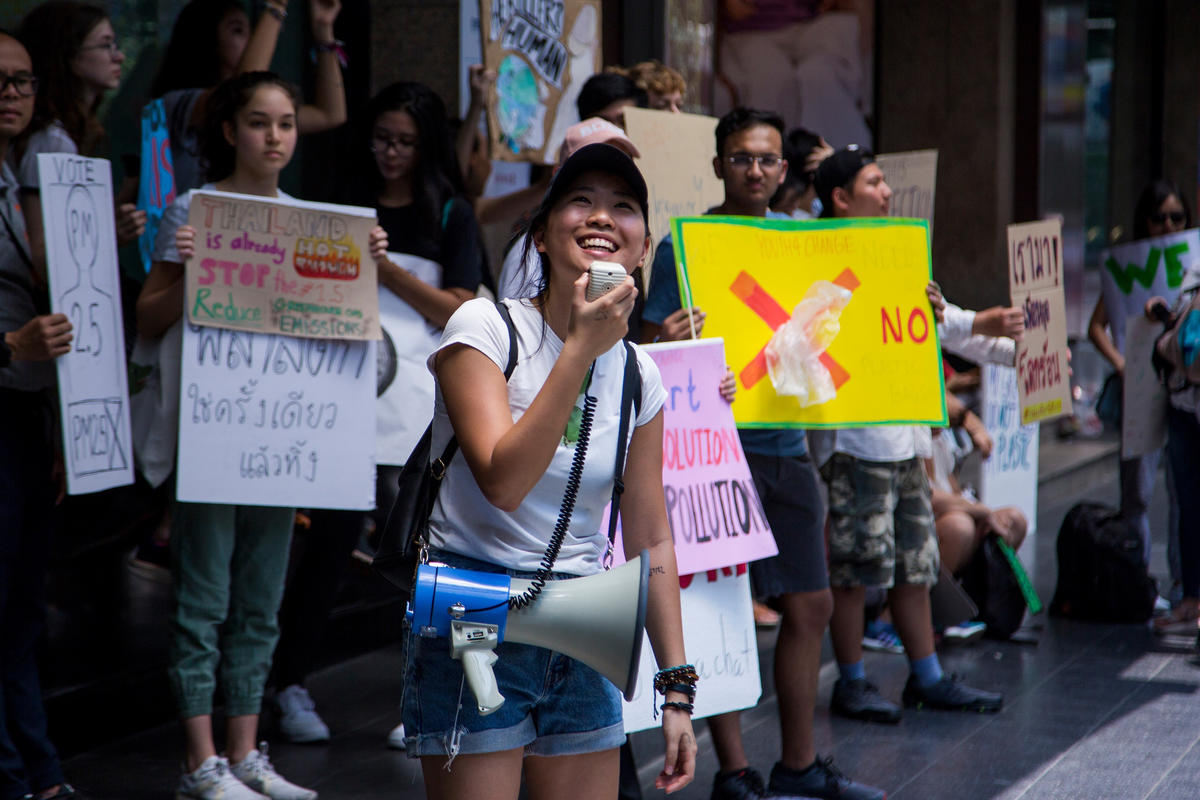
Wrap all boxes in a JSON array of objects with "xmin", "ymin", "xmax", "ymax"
[
  {"xmin": 961, "ymin": 536, "xmax": 1027, "ymax": 639},
  {"xmin": 1049, "ymin": 503, "xmax": 1157, "ymax": 623},
  {"xmin": 1154, "ymin": 284, "xmax": 1200, "ymax": 390}
]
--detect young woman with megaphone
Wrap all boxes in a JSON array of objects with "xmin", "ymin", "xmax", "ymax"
[{"xmin": 404, "ymin": 142, "xmax": 697, "ymax": 797}]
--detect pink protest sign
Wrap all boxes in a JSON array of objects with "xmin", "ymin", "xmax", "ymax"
[{"xmin": 610, "ymin": 338, "xmax": 777, "ymax": 575}]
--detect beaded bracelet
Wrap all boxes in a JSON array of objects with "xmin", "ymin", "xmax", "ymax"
[
  {"xmin": 310, "ymin": 39, "xmax": 348, "ymax": 68},
  {"xmin": 660, "ymin": 701, "xmax": 694, "ymax": 715},
  {"xmin": 653, "ymin": 664, "xmax": 698, "ymax": 694}
]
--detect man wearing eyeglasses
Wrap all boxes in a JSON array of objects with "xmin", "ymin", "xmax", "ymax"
[
  {"xmin": 641, "ymin": 108, "xmax": 883, "ymax": 800},
  {"xmin": 0, "ymin": 30, "xmax": 82, "ymax": 800}
]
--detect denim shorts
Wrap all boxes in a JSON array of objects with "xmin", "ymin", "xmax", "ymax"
[{"xmin": 401, "ymin": 549, "xmax": 626, "ymax": 759}]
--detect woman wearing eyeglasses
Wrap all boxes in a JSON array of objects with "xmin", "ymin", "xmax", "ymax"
[
  {"xmin": 1088, "ymin": 178, "xmax": 1192, "ymax": 622},
  {"xmin": 10, "ymin": 1, "xmax": 146, "ymax": 281}
]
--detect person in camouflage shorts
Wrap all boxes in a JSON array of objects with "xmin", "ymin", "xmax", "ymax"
[{"xmin": 822, "ymin": 452, "xmax": 940, "ymax": 589}]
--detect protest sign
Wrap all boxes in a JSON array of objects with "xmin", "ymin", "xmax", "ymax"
[
  {"xmin": 623, "ymin": 566, "xmax": 760, "ymax": 732},
  {"xmin": 875, "ymin": 149, "xmax": 937, "ymax": 235},
  {"xmin": 480, "ymin": 0, "xmax": 601, "ymax": 163},
  {"xmin": 979, "ymin": 364, "xmax": 1040, "ymax": 567},
  {"xmin": 623, "ymin": 107, "xmax": 725, "ymax": 272},
  {"xmin": 376, "ymin": 254, "xmax": 442, "ymax": 465},
  {"xmin": 672, "ymin": 215, "xmax": 946, "ymax": 428},
  {"xmin": 176, "ymin": 323, "xmax": 376, "ymax": 509},
  {"xmin": 607, "ymin": 339, "xmax": 777, "ymax": 575},
  {"xmin": 185, "ymin": 190, "xmax": 379, "ymax": 340},
  {"xmin": 1007, "ymin": 219, "xmax": 1072, "ymax": 424},
  {"xmin": 38, "ymin": 154, "xmax": 133, "ymax": 495},
  {"xmin": 1099, "ymin": 229, "xmax": 1200, "ymax": 353},
  {"xmin": 136, "ymin": 99, "xmax": 175, "ymax": 274},
  {"xmin": 1121, "ymin": 315, "xmax": 1168, "ymax": 459}
]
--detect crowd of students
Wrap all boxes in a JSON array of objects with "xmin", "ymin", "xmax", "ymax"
[{"xmin": 0, "ymin": 2, "xmax": 1195, "ymax": 800}]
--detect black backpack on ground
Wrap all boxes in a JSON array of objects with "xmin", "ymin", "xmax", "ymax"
[
  {"xmin": 961, "ymin": 535, "xmax": 1027, "ymax": 640},
  {"xmin": 1049, "ymin": 502, "xmax": 1157, "ymax": 623}
]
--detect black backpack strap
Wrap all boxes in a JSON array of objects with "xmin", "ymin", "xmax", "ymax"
[
  {"xmin": 606, "ymin": 342, "xmax": 643, "ymax": 561},
  {"xmin": 431, "ymin": 300, "xmax": 519, "ymax": 475}
]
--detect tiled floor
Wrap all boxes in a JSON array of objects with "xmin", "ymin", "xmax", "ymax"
[{"xmin": 64, "ymin": 459, "xmax": 1200, "ymax": 799}]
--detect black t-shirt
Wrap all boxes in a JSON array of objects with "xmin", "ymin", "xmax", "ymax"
[{"xmin": 376, "ymin": 197, "xmax": 486, "ymax": 292}]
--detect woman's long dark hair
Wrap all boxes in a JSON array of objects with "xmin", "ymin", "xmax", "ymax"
[
  {"xmin": 151, "ymin": 0, "xmax": 246, "ymax": 98},
  {"xmin": 14, "ymin": 1, "xmax": 109, "ymax": 157},
  {"xmin": 200, "ymin": 71, "xmax": 299, "ymax": 182},
  {"xmin": 360, "ymin": 82, "xmax": 464, "ymax": 232},
  {"xmin": 1133, "ymin": 179, "xmax": 1192, "ymax": 240}
]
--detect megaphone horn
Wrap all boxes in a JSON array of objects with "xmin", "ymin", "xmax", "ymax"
[{"xmin": 408, "ymin": 550, "xmax": 650, "ymax": 716}]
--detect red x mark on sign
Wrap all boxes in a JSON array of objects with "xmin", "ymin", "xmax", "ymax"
[{"xmin": 730, "ymin": 268, "xmax": 860, "ymax": 390}]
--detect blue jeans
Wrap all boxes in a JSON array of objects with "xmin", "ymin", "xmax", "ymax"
[
  {"xmin": 1166, "ymin": 407, "xmax": 1200, "ymax": 598},
  {"xmin": 401, "ymin": 550, "xmax": 625, "ymax": 760},
  {"xmin": 0, "ymin": 390, "xmax": 64, "ymax": 799}
]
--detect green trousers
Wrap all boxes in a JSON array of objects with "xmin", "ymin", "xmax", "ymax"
[{"xmin": 168, "ymin": 502, "xmax": 295, "ymax": 718}]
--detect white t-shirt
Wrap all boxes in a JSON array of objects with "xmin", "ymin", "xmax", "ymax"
[
  {"xmin": 11, "ymin": 121, "xmax": 76, "ymax": 191},
  {"xmin": 154, "ymin": 184, "xmax": 293, "ymax": 263},
  {"xmin": 497, "ymin": 233, "xmax": 541, "ymax": 299},
  {"xmin": 426, "ymin": 297, "xmax": 667, "ymax": 575}
]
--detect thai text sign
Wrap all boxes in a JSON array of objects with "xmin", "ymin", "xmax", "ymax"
[
  {"xmin": 481, "ymin": 0, "xmax": 601, "ymax": 163},
  {"xmin": 623, "ymin": 567, "xmax": 760, "ymax": 731},
  {"xmin": 672, "ymin": 215, "xmax": 946, "ymax": 428},
  {"xmin": 979, "ymin": 364, "xmax": 1039, "ymax": 543},
  {"xmin": 623, "ymin": 107, "xmax": 724, "ymax": 270},
  {"xmin": 1007, "ymin": 219, "xmax": 1072, "ymax": 424},
  {"xmin": 875, "ymin": 149, "xmax": 937, "ymax": 235},
  {"xmin": 1099, "ymin": 229, "xmax": 1200, "ymax": 353},
  {"xmin": 176, "ymin": 323, "xmax": 375, "ymax": 509},
  {"xmin": 185, "ymin": 190, "xmax": 379, "ymax": 340},
  {"xmin": 39, "ymin": 153, "xmax": 134, "ymax": 494}
]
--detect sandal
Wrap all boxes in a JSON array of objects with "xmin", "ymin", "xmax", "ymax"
[{"xmin": 1153, "ymin": 599, "xmax": 1199, "ymax": 634}]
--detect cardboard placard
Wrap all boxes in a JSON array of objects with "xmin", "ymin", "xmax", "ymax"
[
  {"xmin": 623, "ymin": 567, "xmax": 761, "ymax": 732},
  {"xmin": 136, "ymin": 99, "xmax": 176, "ymax": 274},
  {"xmin": 185, "ymin": 190, "xmax": 379, "ymax": 340},
  {"xmin": 175, "ymin": 323, "xmax": 376, "ymax": 509},
  {"xmin": 1121, "ymin": 315, "xmax": 1169, "ymax": 459},
  {"xmin": 622, "ymin": 107, "xmax": 725, "ymax": 270},
  {"xmin": 1007, "ymin": 219, "xmax": 1072, "ymax": 424},
  {"xmin": 875, "ymin": 149, "xmax": 937, "ymax": 235},
  {"xmin": 672, "ymin": 215, "xmax": 946, "ymax": 428},
  {"xmin": 376, "ymin": 253, "xmax": 443, "ymax": 465},
  {"xmin": 480, "ymin": 0, "xmax": 602, "ymax": 163},
  {"xmin": 1099, "ymin": 229, "xmax": 1200, "ymax": 353},
  {"xmin": 607, "ymin": 339, "xmax": 777, "ymax": 575},
  {"xmin": 979, "ymin": 364, "xmax": 1039, "ymax": 550},
  {"xmin": 38, "ymin": 154, "xmax": 134, "ymax": 495}
]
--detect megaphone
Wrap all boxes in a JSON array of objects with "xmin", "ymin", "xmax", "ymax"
[{"xmin": 408, "ymin": 550, "xmax": 650, "ymax": 715}]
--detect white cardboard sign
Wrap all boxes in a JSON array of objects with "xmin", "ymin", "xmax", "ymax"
[
  {"xmin": 1121, "ymin": 315, "xmax": 1169, "ymax": 459},
  {"xmin": 176, "ymin": 323, "xmax": 376, "ymax": 509},
  {"xmin": 38, "ymin": 153, "xmax": 134, "ymax": 495},
  {"xmin": 979, "ymin": 364, "xmax": 1040, "ymax": 563},
  {"xmin": 376, "ymin": 253, "xmax": 443, "ymax": 465},
  {"xmin": 623, "ymin": 567, "xmax": 761, "ymax": 733},
  {"xmin": 1099, "ymin": 229, "xmax": 1200, "ymax": 353}
]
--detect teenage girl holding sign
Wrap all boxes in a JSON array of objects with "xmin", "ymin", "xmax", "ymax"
[{"xmin": 137, "ymin": 71, "xmax": 386, "ymax": 800}]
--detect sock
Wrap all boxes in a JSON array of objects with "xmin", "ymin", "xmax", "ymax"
[
  {"xmin": 910, "ymin": 653, "xmax": 944, "ymax": 687},
  {"xmin": 838, "ymin": 660, "xmax": 865, "ymax": 683}
]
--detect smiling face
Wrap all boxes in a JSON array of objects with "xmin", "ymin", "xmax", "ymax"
[
  {"xmin": 371, "ymin": 109, "xmax": 420, "ymax": 184},
  {"xmin": 224, "ymin": 84, "xmax": 297, "ymax": 178},
  {"xmin": 0, "ymin": 35, "xmax": 34, "ymax": 146},
  {"xmin": 72, "ymin": 18, "xmax": 124, "ymax": 94},
  {"xmin": 534, "ymin": 169, "xmax": 650, "ymax": 286}
]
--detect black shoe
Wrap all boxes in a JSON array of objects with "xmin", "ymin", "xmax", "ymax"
[
  {"xmin": 902, "ymin": 674, "xmax": 1003, "ymax": 712},
  {"xmin": 831, "ymin": 678, "xmax": 901, "ymax": 724},
  {"xmin": 769, "ymin": 758, "xmax": 886, "ymax": 800},
  {"xmin": 712, "ymin": 767, "xmax": 810, "ymax": 800}
]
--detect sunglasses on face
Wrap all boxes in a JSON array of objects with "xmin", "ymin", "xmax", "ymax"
[{"xmin": 1150, "ymin": 211, "xmax": 1186, "ymax": 225}]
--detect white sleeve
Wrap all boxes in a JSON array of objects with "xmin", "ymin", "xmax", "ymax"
[
  {"xmin": 427, "ymin": 297, "xmax": 511, "ymax": 375},
  {"xmin": 938, "ymin": 300, "xmax": 1016, "ymax": 366},
  {"xmin": 938, "ymin": 302, "xmax": 976, "ymax": 345},
  {"xmin": 15, "ymin": 125, "xmax": 78, "ymax": 190},
  {"xmin": 632, "ymin": 345, "xmax": 667, "ymax": 426}
]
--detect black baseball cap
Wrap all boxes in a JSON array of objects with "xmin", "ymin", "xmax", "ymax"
[
  {"xmin": 536, "ymin": 142, "xmax": 650, "ymax": 230},
  {"xmin": 814, "ymin": 144, "xmax": 875, "ymax": 218}
]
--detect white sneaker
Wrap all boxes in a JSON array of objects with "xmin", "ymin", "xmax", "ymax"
[
  {"xmin": 230, "ymin": 744, "xmax": 317, "ymax": 800},
  {"xmin": 177, "ymin": 755, "xmax": 268, "ymax": 800},
  {"xmin": 274, "ymin": 685, "xmax": 330, "ymax": 743},
  {"xmin": 386, "ymin": 723, "xmax": 406, "ymax": 750}
]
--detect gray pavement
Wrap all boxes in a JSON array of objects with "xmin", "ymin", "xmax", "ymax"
[{"xmin": 66, "ymin": 443, "xmax": 1200, "ymax": 799}]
